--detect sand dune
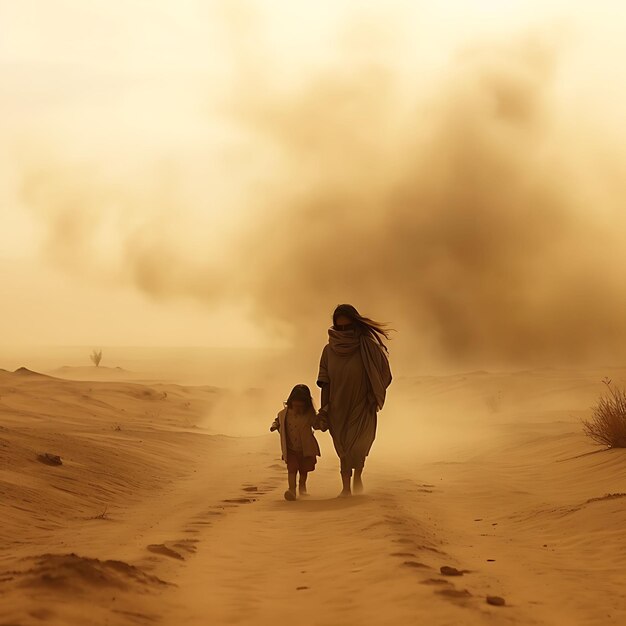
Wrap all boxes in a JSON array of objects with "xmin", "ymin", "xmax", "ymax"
[
  {"xmin": 1, "ymin": 366, "xmax": 625, "ymax": 625},
  {"xmin": 49, "ymin": 365, "xmax": 147, "ymax": 382}
]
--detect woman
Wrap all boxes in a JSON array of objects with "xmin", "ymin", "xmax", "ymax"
[{"xmin": 317, "ymin": 304, "xmax": 392, "ymax": 496}]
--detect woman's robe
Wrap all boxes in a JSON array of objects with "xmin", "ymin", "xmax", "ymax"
[{"xmin": 317, "ymin": 331, "xmax": 392, "ymax": 469}]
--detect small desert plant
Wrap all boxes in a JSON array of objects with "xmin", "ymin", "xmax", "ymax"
[
  {"xmin": 90, "ymin": 349, "xmax": 103, "ymax": 367},
  {"xmin": 583, "ymin": 379, "xmax": 626, "ymax": 448},
  {"xmin": 93, "ymin": 506, "xmax": 109, "ymax": 520}
]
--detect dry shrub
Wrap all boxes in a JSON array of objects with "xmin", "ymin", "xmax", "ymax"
[
  {"xmin": 92, "ymin": 506, "xmax": 109, "ymax": 520},
  {"xmin": 583, "ymin": 379, "xmax": 626, "ymax": 448},
  {"xmin": 90, "ymin": 348, "xmax": 102, "ymax": 367}
]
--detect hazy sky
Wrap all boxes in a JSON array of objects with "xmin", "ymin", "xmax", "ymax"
[{"xmin": 1, "ymin": 1, "xmax": 625, "ymax": 362}]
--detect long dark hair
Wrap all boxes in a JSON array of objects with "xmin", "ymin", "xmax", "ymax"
[
  {"xmin": 285, "ymin": 384, "xmax": 315, "ymax": 412},
  {"xmin": 332, "ymin": 304, "xmax": 392, "ymax": 352}
]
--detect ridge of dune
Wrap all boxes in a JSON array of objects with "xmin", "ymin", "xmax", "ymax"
[
  {"xmin": 48, "ymin": 365, "xmax": 151, "ymax": 383},
  {"xmin": 0, "ymin": 369, "xmax": 234, "ymax": 624},
  {"xmin": 9, "ymin": 552, "xmax": 171, "ymax": 591},
  {"xmin": 53, "ymin": 365, "xmax": 129, "ymax": 372},
  {"xmin": 12, "ymin": 366, "xmax": 54, "ymax": 378}
]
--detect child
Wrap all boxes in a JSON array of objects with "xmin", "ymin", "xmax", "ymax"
[{"xmin": 270, "ymin": 384, "xmax": 325, "ymax": 501}]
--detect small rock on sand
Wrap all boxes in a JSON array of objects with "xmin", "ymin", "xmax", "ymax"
[
  {"xmin": 486, "ymin": 595, "xmax": 506, "ymax": 606},
  {"xmin": 440, "ymin": 566, "xmax": 463, "ymax": 576},
  {"xmin": 37, "ymin": 453, "xmax": 62, "ymax": 466}
]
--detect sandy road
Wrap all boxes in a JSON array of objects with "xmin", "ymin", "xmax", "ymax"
[
  {"xmin": 139, "ymin": 431, "xmax": 626, "ymax": 626},
  {"xmin": 146, "ymin": 437, "xmax": 521, "ymax": 626},
  {"xmin": 4, "ymin": 423, "xmax": 625, "ymax": 626},
  {"xmin": 4, "ymin": 370, "xmax": 626, "ymax": 626}
]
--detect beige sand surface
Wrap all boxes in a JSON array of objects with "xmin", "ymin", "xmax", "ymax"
[{"xmin": 1, "ymin": 365, "xmax": 625, "ymax": 625}]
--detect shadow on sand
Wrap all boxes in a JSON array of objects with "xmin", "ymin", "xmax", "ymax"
[
  {"xmin": 556, "ymin": 448, "xmax": 607, "ymax": 463},
  {"xmin": 271, "ymin": 494, "xmax": 372, "ymax": 513}
]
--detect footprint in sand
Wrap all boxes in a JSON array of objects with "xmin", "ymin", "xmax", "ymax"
[
  {"xmin": 147, "ymin": 544, "xmax": 185, "ymax": 561},
  {"xmin": 185, "ymin": 511, "xmax": 225, "ymax": 534},
  {"xmin": 420, "ymin": 578, "xmax": 451, "ymax": 586},
  {"xmin": 173, "ymin": 539, "xmax": 198, "ymax": 554},
  {"xmin": 222, "ymin": 498, "xmax": 256, "ymax": 504},
  {"xmin": 437, "ymin": 588, "xmax": 472, "ymax": 600},
  {"xmin": 243, "ymin": 485, "xmax": 270, "ymax": 495},
  {"xmin": 403, "ymin": 561, "xmax": 431, "ymax": 569}
]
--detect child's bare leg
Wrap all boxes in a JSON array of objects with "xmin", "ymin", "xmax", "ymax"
[
  {"xmin": 299, "ymin": 471, "xmax": 309, "ymax": 496},
  {"xmin": 284, "ymin": 472, "xmax": 297, "ymax": 501}
]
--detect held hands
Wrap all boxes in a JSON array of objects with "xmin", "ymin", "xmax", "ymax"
[
  {"xmin": 316, "ymin": 409, "xmax": 329, "ymax": 432},
  {"xmin": 270, "ymin": 420, "xmax": 279, "ymax": 433}
]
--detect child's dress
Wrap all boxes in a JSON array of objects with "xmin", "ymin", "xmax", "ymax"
[{"xmin": 272, "ymin": 408, "xmax": 321, "ymax": 473}]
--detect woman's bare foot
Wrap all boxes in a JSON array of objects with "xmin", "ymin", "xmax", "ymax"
[
  {"xmin": 338, "ymin": 489, "xmax": 352, "ymax": 498},
  {"xmin": 284, "ymin": 489, "xmax": 297, "ymax": 501},
  {"xmin": 299, "ymin": 485, "xmax": 309, "ymax": 497}
]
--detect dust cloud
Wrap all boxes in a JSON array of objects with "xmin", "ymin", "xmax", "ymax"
[{"xmin": 8, "ymin": 2, "xmax": 626, "ymax": 369}]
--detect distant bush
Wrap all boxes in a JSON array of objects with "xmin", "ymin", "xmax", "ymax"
[
  {"xmin": 90, "ymin": 349, "xmax": 103, "ymax": 367},
  {"xmin": 583, "ymin": 379, "xmax": 626, "ymax": 448}
]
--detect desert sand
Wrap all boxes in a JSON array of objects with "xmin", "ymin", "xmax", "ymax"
[{"xmin": 1, "ymin": 358, "xmax": 625, "ymax": 626}]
